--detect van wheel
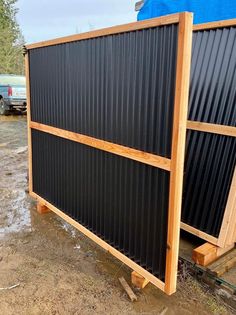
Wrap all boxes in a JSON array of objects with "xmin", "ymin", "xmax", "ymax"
[{"xmin": 0, "ymin": 99, "xmax": 9, "ymax": 115}]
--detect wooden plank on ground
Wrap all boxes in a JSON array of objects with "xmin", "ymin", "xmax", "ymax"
[
  {"xmin": 207, "ymin": 248, "xmax": 236, "ymax": 277},
  {"xmin": 119, "ymin": 277, "xmax": 137, "ymax": 302}
]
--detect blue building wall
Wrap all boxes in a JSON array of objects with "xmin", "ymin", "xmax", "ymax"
[{"xmin": 138, "ymin": 0, "xmax": 236, "ymax": 24}]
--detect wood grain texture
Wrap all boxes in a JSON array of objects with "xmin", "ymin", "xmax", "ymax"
[
  {"xmin": 26, "ymin": 13, "xmax": 180, "ymax": 50},
  {"xmin": 193, "ymin": 18, "xmax": 236, "ymax": 31},
  {"xmin": 131, "ymin": 271, "xmax": 149, "ymax": 289},
  {"xmin": 187, "ymin": 121, "xmax": 236, "ymax": 137},
  {"xmin": 119, "ymin": 277, "xmax": 137, "ymax": 302},
  {"xmin": 207, "ymin": 248, "xmax": 236, "ymax": 277},
  {"xmin": 30, "ymin": 121, "xmax": 171, "ymax": 171},
  {"xmin": 192, "ymin": 242, "xmax": 234, "ymax": 266},
  {"xmin": 180, "ymin": 222, "xmax": 218, "ymax": 245},
  {"xmin": 30, "ymin": 191, "xmax": 166, "ymax": 291},
  {"xmin": 165, "ymin": 12, "xmax": 193, "ymax": 295},
  {"xmin": 25, "ymin": 54, "xmax": 33, "ymax": 194}
]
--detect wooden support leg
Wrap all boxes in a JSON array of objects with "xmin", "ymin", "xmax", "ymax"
[
  {"xmin": 37, "ymin": 202, "xmax": 51, "ymax": 214},
  {"xmin": 131, "ymin": 271, "xmax": 149, "ymax": 289},
  {"xmin": 192, "ymin": 242, "xmax": 235, "ymax": 266}
]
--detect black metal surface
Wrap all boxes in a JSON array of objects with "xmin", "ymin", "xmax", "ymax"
[
  {"xmin": 182, "ymin": 131, "xmax": 236, "ymax": 237},
  {"xmin": 189, "ymin": 27, "xmax": 236, "ymax": 126},
  {"xmin": 32, "ymin": 129, "xmax": 170, "ymax": 280},
  {"xmin": 182, "ymin": 26, "xmax": 236, "ymax": 237},
  {"xmin": 29, "ymin": 25, "xmax": 178, "ymax": 158}
]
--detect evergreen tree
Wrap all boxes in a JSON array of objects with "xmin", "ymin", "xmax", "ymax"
[{"xmin": 0, "ymin": 0, "xmax": 25, "ymax": 75}]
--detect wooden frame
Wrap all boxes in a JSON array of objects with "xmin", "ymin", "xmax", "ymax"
[
  {"xmin": 181, "ymin": 19, "xmax": 236, "ymax": 249},
  {"xmin": 25, "ymin": 12, "xmax": 193, "ymax": 295},
  {"xmin": 193, "ymin": 18, "xmax": 236, "ymax": 31},
  {"xmin": 30, "ymin": 122, "xmax": 171, "ymax": 171}
]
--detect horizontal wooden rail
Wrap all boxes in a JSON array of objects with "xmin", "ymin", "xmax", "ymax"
[
  {"xmin": 187, "ymin": 121, "xmax": 236, "ymax": 137},
  {"xmin": 193, "ymin": 18, "xmax": 236, "ymax": 31},
  {"xmin": 26, "ymin": 13, "xmax": 180, "ymax": 50},
  {"xmin": 180, "ymin": 222, "xmax": 218, "ymax": 245},
  {"xmin": 30, "ymin": 121, "xmax": 171, "ymax": 171}
]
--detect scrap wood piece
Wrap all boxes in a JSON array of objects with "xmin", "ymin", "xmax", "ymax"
[
  {"xmin": 119, "ymin": 277, "xmax": 137, "ymax": 302},
  {"xmin": 207, "ymin": 248, "xmax": 236, "ymax": 277},
  {"xmin": 159, "ymin": 306, "xmax": 168, "ymax": 315},
  {"xmin": 37, "ymin": 202, "xmax": 51, "ymax": 214},
  {"xmin": 131, "ymin": 271, "xmax": 149, "ymax": 289}
]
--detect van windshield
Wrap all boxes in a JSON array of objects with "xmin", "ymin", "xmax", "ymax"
[{"xmin": 0, "ymin": 75, "xmax": 26, "ymax": 86}]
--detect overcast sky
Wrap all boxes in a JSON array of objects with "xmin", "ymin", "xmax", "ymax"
[{"xmin": 16, "ymin": 0, "xmax": 138, "ymax": 44}]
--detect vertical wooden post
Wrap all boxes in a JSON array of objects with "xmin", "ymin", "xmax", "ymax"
[
  {"xmin": 25, "ymin": 51, "xmax": 33, "ymax": 194},
  {"xmin": 165, "ymin": 12, "xmax": 193, "ymax": 295}
]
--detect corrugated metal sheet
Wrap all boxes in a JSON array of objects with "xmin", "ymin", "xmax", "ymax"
[
  {"xmin": 182, "ymin": 26, "xmax": 236, "ymax": 237},
  {"xmin": 29, "ymin": 24, "xmax": 180, "ymax": 282},
  {"xmin": 29, "ymin": 25, "xmax": 178, "ymax": 158},
  {"xmin": 183, "ymin": 131, "xmax": 236, "ymax": 237},
  {"xmin": 32, "ymin": 129, "xmax": 170, "ymax": 280},
  {"xmin": 189, "ymin": 27, "xmax": 236, "ymax": 126}
]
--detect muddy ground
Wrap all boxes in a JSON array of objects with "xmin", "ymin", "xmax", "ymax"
[{"xmin": 0, "ymin": 116, "xmax": 234, "ymax": 315}]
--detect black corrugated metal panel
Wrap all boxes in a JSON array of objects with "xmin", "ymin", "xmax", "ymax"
[
  {"xmin": 189, "ymin": 27, "xmax": 236, "ymax": 126},
  {"xmin": 29, "ymin": 25, "xmax": 178, "ymax": 158},
  {"xmin": 182, "ymin": 131, "xmax": 236, "ymax": 237},
  {"xmin": 182, "ymin": 26, "xmax": 236, "ymax": 237},
  {"xmin": 32, "ymin": 129, "xmax": 170, "ymax": 280}
]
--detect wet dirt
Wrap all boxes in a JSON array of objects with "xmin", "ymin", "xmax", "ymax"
[{"xmin": 0, "ymin": 116, "xmax": 233, "ymax": 315}]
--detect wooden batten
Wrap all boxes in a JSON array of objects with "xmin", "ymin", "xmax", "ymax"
[
  {"xmin": 193, "ymin": 18, "xmax": 236, "ymax": 31},
  {"xmin": 187, "ymin": 121, "xmax": 236, "ymax": 138},
  {"xmin": 26, "ymin": 13, "xmax": 180, "ymax": 50},
  {"xmin": 30, "ymin": 122, "xmax": 171, "ymax": 171},
  {"xmin": 181, "ymin": 222, "xmax": 218, "ymax": 245},
  {"xmin": 165, "ymin": 12, "xmax": 193, "ymax": 295}
]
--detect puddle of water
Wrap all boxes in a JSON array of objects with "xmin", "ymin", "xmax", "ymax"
[
  {"xmin": 0, "ymin": 189, "xmax": 32, "ymax": 237},
  {"xmin": 0, "ymin": 116, "xmax": 30, "ymax": 238}
]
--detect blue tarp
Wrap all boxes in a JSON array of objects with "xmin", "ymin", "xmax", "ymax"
[{"xmin": 138, "ymin": 0, "xmax": 236, "ymax": 24}]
